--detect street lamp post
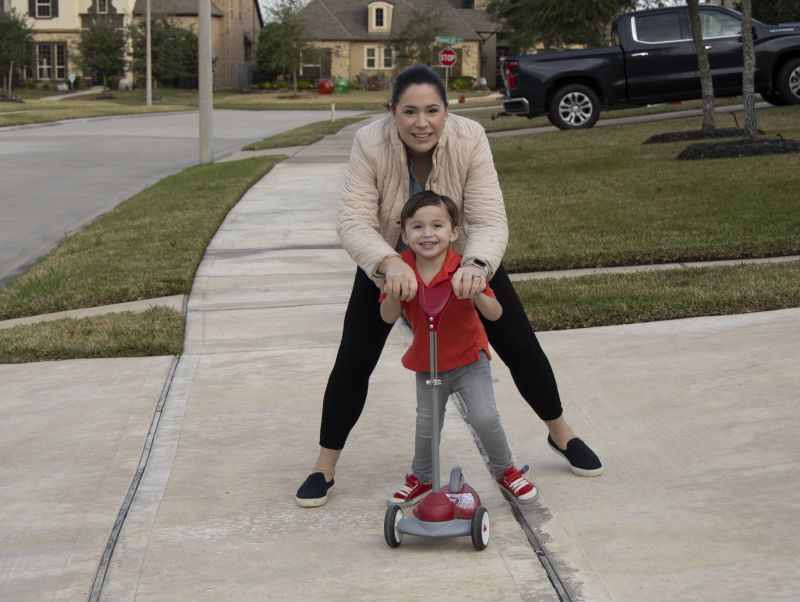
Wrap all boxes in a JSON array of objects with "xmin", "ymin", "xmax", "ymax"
[
  {"xmin": 198, "ymin": 0, "xmax": 213, "ymax": 164},
  {"xmin": 146, "ymin": 0, "xmax": 152, "ymax": 106}
]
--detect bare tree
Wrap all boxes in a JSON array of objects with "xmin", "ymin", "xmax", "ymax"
[
  {"xmin": 740, "ymin": 0, "xmax": 758, "ymax": 140},
  {"xmin": 687, "ymin": 0, "xmax": 715, "ymax": 131}
]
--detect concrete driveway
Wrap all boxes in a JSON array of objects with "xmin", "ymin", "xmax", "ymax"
[{"xmin": 0, "ymin": 109, "xmax": 362, "ymax": 285}]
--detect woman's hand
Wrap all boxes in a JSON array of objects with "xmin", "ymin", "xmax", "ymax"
[
  {"xmin": 451, "ymin": 265, "xmax": 486, "ymax": 300},
  {"xmin": 380, "ymin": 256, "xmax": 418, "ymax": 302}
]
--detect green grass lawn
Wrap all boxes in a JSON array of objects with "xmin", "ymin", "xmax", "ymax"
[
  {"xmin": 493, "ymin": 105, "xmax": 800, "ymax": 273},
  {"xmin": 515, "ymin": 261, "xmax": 800, "ymax": 331},
  {"xmin": 243, "ymin": 115, "xmax": 371, "ymax": 150},
  {"xmin": 0, "ymin": 307, "xmax": 183, "ymax": 364},
  {"xmin": 453, "ymin": 96, "xmax": 746, "ymax": 133}
]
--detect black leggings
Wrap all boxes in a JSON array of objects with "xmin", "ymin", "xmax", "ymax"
[{"xmin": 319, "ymin": 264, "xmax": 563, "ymax": 450}]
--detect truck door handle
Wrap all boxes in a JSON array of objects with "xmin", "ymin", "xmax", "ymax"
[
  {"xmin": 631, "ymin": 52, "xmax": 649, "ymax": 57},
  {"xmin": 704, "ymin": 45, "xmax": 712, "ymax": 50}
]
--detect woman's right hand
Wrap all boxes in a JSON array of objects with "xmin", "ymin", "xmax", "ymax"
[{"xmin": 380, "ymin": 256, "xmax": 418, "ymax": 302}]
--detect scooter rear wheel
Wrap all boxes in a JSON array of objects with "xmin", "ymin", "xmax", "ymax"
[
  {"xmin": 471, "ymin": 506, "xmax": 490, "ymax": 551},
  {"xmin": 384, "ymin": 504, "xmax": 403, "ymax": 548},
  {"xmin": 449, "ymin": 467, "xmax": 464, "ymax": 492}
]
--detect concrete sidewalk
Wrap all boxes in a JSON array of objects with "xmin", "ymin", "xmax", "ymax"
[{"xmin": 1, "ymin": 121, "xmax": 799, "ymax": 601}]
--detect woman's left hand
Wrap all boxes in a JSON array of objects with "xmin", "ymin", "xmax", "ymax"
[{"xmin": 452, "ymin": 266, "xmax": 486, "ymax": 299}]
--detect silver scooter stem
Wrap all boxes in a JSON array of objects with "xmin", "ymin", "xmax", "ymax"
[{"xmin": 427, "ymin": 326, "xmax": 441, "ymax": 493}]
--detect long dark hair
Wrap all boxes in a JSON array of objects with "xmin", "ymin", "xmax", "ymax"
[{"xmin": 390, "ymin": 64, "xmax": 448, "ymax": 111}]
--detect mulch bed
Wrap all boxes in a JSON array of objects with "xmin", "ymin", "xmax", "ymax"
[
  {"xmin": 677, "ymin": 137, "xmax": 800, "ymax": 160},
  {"xmin": 644, "ymin": 128, "xmax": 763, "ymax": 143}
]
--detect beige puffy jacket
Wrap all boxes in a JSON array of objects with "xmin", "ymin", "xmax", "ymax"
[{"xmin": 337, "ymin": 112, "xmax": 508, "ymax": 287}]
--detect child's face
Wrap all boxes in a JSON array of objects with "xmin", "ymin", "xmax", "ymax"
[{"xmin": 401, "ymin": 204, "xmax": 459, "ymax": 261}]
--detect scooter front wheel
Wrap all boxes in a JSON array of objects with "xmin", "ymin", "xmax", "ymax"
[
  {"xmin": 471, "ymin": 506, "xmax": 490, "ymax": 551},
  {"xmin": 384, "ymin": 504, "xmax": 403, "ymax": 548}
]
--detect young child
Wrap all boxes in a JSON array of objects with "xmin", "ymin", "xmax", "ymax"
[{"xmin": 380, "ymin": 190, "xmax": 538, "ymax": 506}]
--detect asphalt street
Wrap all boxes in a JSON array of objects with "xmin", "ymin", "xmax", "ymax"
[{"xmin": 0, "ymin": 109, "xmax": 361, "ymax": 285}]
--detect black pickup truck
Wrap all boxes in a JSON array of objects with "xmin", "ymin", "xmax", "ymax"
[{"xmin": 500, "ymin": 5, "xmax": 800, "ymax": 129}]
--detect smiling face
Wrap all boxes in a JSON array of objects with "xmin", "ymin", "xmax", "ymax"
[
  {"xmin": 392, "ymin": 83, "xmax": 447, "ymax": 159},
  {"xmin": 401, "ymin": 203, "xmax": 459, "ymax": 261}
]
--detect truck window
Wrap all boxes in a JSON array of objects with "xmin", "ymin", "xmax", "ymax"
[
  {"xmin": 700, "ymin": 12, "xmax": 741, "ymax": 39},
  {"xmin": 632, "ymin": 12, "xmax": 684, "ymax": 44},
  {"xmin": 611, "ymin": 20, "xmax": 620, "ymax": 46}
]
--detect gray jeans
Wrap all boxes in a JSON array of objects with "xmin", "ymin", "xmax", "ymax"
[{"xmin": 412, "ymin": 351, "xmax": 514, "ymax": 482}]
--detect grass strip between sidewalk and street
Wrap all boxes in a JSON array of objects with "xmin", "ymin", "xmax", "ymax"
[
  {"xmin": 0, "ymin": 307, "xmax": 183, "ymax": 364},
  {"xmin": 0, "ymin": 155, "xmax": 284, "ymax": 321},
  {"xmin": 514, "ymin": 260, "xmax": 800, "ymax": 331},
  {"xmin": 242, "ymin": 115, "xmax": 370, "ymax": 150}
]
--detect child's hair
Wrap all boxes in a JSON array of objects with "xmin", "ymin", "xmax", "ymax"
[
  {"xmin": 390, "ymin": 64, "xmax": 448, "ymax": 111},
  {"xmin": 400, "ymin": 190, "xmax": 459, "ymax": 230}
]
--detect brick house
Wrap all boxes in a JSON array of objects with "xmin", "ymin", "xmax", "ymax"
[
  {"xmin": 132, "ymin": 0, "xmax": 263, "ymax": 88},
  {"xmin": 5, "ymin": 0, "xmax": 134, "ymax": 84},
  {"xmin": 297, "ymin": 0, "xmax": 499, "ymax": 87},
  {"xmin": 7, "ymin": 0, "xmax": 261, "ymax": 88}
]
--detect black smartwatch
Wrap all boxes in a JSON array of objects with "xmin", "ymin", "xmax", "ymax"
[{"xmin": 466, "ymin": 259, "xmax": 489, "ymax": 274}]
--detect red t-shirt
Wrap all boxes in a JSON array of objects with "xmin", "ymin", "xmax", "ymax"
[{"xmin": 381, "ymin": 249, "xmax": 494, "ymax": 373}]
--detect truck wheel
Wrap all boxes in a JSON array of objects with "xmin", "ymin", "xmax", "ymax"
[
  {"xmin": 776, "ymin": 57, "xmax": 800, "ymax": 105},
  {"xmin": 548, "ymin": 84, "xmax": 600, "ymax": 129}
]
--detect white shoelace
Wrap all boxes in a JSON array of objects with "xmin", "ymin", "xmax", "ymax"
[{"xmin": 508, "ymin": 477, "xmax": 530, "ymax": 494}]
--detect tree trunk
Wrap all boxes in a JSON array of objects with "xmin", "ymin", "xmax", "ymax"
[
  {"xmin": 687, "ymin": 0, "xmax": 715, "ymax": 131},
  {"xmin": 741, "ymin": 0, "xmax": 758, "ymax": 140},
  {"xmin": 292, "ymin": 69, "xmax": 297, "ymax": 94}
]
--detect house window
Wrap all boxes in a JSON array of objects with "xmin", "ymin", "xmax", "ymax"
[
  {"xmin": 97, "ymin": 0, "xmax": 108, "ymax": 13},
  {"xmin": 55, "ymin": 44, "xmax": 66, "ymax": 78},
  {"xmin": 365, "ymin": 47, "xmax": 377, "ymax": 69},
  {"xmin": 36, "ymin": 43, "xmax": 66, "ymax": 79},
  {"xmin": 382, "ymin": 47, "xmax": 393, "ymax": 69},
  {"xmin": 368, "ymin": 1, "xmax": 391, "ymax": 32},
  {"xmin": 37, "ymin": 45, "xmax": 52, "ymax": 79},
  {"xmin": 36, "ymin": 0, "xmax": 52, "ymax": 18}
]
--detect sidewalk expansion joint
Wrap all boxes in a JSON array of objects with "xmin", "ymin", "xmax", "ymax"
[
  {"xmin": 88, "ymin": 353, "xmax": 181, "ymax": 601},
  {"xmin": 452, "ymin": 394, "xmax": 573, "ymax": 602}
]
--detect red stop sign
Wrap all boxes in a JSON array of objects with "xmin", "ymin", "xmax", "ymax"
[{"xmin": 438, "ymin": 48, "xmax": 457, "ymax": 68}]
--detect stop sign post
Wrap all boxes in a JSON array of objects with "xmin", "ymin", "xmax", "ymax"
[{"xmin": 438, "ymin": 48, "xmax": 457, "ymax": 97}]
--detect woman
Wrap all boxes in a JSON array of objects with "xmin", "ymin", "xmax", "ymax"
[{"xmin": 295, "ymin": 65, "xmax": 603, "ymax": 508}]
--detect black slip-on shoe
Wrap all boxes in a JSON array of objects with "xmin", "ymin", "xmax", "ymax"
[
  {"xmin": 547, "ymin": 435, "xmax": 604, "ymax": 477},
  {"xmin": 295, "ymin": 472, "xmax": 334, "ymax": 507}
]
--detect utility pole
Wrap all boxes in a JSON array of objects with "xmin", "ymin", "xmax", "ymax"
[
  {"xmin": 146, "ymin": 0, "xmax": 152, "ymax": 106},
  {"xmin": 198, "ymin": 0, "xmax": 214, "ymax": 164}
]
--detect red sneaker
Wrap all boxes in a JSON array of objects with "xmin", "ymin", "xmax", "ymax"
[
  {"xmin": 497, "ymin": 465, "xmax": 538, "ymax": 502},
  {"xmin": 388, "ymin": 474, "xmax": 432, "ymax": 506}
]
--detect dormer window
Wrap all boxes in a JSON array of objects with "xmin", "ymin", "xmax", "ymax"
[
  {"xmin": 98, "ymin": 0, "xmax": 108, "ymax": 13},
  {"xmin": 368, "ymin": 1, "xmax": 392, "ymax": 33}
]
